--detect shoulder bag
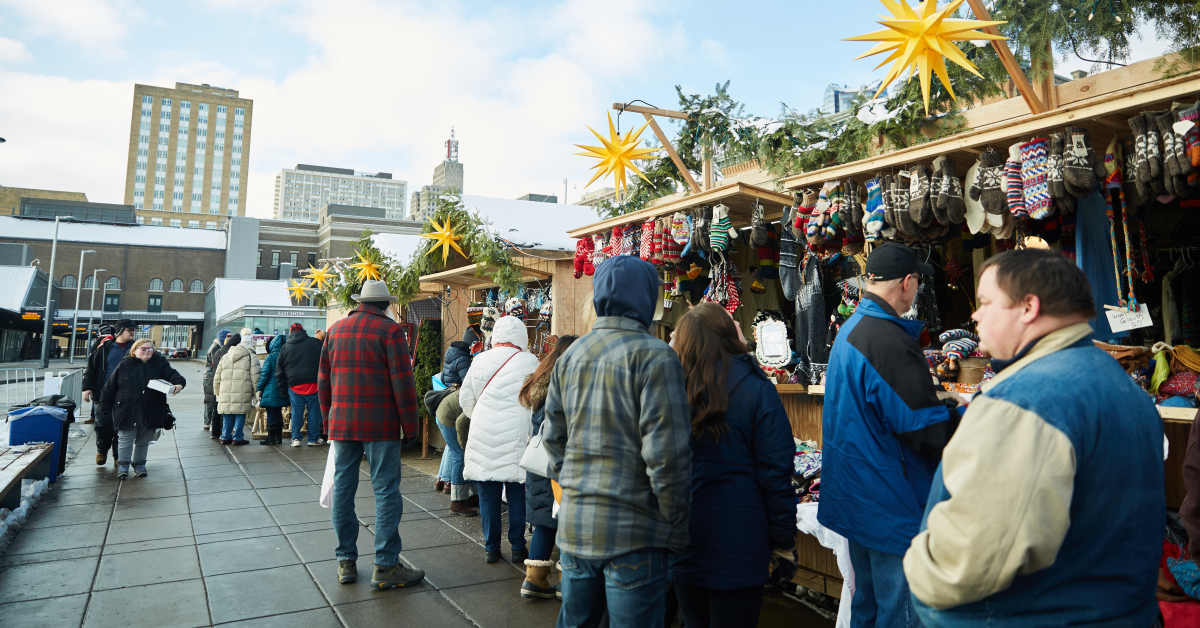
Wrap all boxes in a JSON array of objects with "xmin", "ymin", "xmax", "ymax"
[{"xmin": 519, "ymin": 415, "xmax": 551, "ymax": 478}]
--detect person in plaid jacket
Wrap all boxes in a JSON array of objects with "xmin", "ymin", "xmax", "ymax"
[{"xmin": 319, "ymin": 279, "xmax": 425, "ymax": 591}]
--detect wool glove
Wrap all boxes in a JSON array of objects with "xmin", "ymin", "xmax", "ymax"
[
  {"xmin": 1063, "ymin": 127, "xmax": 1101, "ymax": 198},
  {"xmin": 975, "ymin": 148, "xmax": 1007, "ymax": 214},
  {"xmin": 892, "ymin": 171, "xmax": 918, "ymax": 237},
  {"xmin": 909, "ymin": 165, "xmax": 934, "ymax": 227},
  {"xmin": 1047, "ymin": 132, "xmax": 1068, "ymax": 200},
  {"xmin": 573, "ymin": 238, "xmax": 591, "ymax": 278},
  {"xmin": 1004, "ymin": 143, "xmax": 1027, "ymax": 216},
  {"xmin": 1143, "ymin": 111, "xmax": 1164, "ymax": 181},
  {"xmin": 710, "ymin": 204, "xmax": 734, "ymax": 253},
  {"xmin": 1157, "ymin": 110, "xmax": 1190, "ymax": 196},
  {"xmin": 639, "ymin": 219, "xmax": 654, "ymax": 261},
  {"xmin": 1020, "ymin": 138, "xmax": 1053, "ymax": 220},
  {"xmin": 592, "ymin": 234, "xmax": 608, "ymax": 269},
  {"xmin": 779, "ymin": 204, "xmax": 799, "ymax": 300}
]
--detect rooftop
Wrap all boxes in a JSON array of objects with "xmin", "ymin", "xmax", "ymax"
[{"xmin": 0, "ymin": 216, "xmax": 227, "ymax": 250}]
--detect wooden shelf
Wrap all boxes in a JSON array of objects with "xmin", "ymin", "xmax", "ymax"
[
  {"xmin": 1160, "ymin": 405, "xmax": 1197, "ymax": 423},
  {"xmin": 567, "ymin": 182, "xmax": 792, "ymax": 238},
  {"xmin": 775, "ymin": 384, "xmax": 808, "ymax": 394}
]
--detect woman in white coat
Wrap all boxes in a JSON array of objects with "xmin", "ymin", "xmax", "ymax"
[
  {"xmin": 460, "ymin": 315, "xmax": 539, "ymax": 565},
  {"xmin": 213, "ymin": 333, "xmax": 260, "ymax": 446}
]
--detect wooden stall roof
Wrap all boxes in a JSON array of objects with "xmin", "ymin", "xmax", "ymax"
[
  {"xmin": 567, "ymin": 181, "xmax": 793, "ymax": 239},
  {"xmin": 782, "ymin": 61, "xmax": 1200, "ymax": 191},
  {"xmin": 417, "ymin": 257, "xmax": 555, "ymax": 293}
]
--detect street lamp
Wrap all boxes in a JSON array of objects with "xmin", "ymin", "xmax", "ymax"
[
  {"xmin": 85, "ymin": 268, "xmax": 107, "ymax": 352},
  {"xmin": 40, "ymin": 215, "xmax": 75, "ymax": 368},
  {"xmin": 68, "ymin": 249, "xmax": 96, "ymax": 364}
]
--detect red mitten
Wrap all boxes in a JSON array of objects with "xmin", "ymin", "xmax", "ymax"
[
  {"xmin": 640, "ymin": 220, "xmax": 654, "ymax": 260},
  {"xmin": 651, "ymin": 218, "xmax": 665, "ymax": 264},
  {"xmin": 573, "ymin": 238, "xmax": 590, "ymax": 278}
]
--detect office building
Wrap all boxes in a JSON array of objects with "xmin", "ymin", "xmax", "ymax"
[
  {"xmin": 273, "ymin": 164, "xmax": 408, "ymax": 223},
  {"xmin": 123, "ymin": 82, "xmax": 253, "ymax": 228},
  {"xmin": 410, "ymin": 129, "xmax": 464, "ymax": 220},
  {"xmin": 0, "ymin": 186, "xmax": 88, "ymax": 216}
]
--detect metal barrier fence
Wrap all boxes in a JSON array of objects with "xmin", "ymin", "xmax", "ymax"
[
  {"xmin": 44, "ymin": 369, "xmax": 83, "ymax": 406},
  {"xmin": 0, "ymin": 368, "xmax": 38, "ymax": 409}
]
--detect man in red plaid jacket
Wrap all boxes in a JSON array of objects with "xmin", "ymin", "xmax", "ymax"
[{"xmin": 319, "ymin": 279, "xmax": 425, "ymax": 591}]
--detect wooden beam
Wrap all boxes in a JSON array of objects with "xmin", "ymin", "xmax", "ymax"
[
  {"xmin": 966, "ymin": 0, "xmax": 1046, "ymax": 114},
  {"xmin": 782, "ymin": 69, "xmax": 1200, "ymax": 190},
  {"xmin": 642, "ymin": 113, "xmax": 701, "ymax": 194},
  {"xmin": 612, "ymin": 103, "xmax": 689, "ymax": 120},
  {"xmin": 567, "ymin": 181, "xmax": 792, "ymax": 238}
]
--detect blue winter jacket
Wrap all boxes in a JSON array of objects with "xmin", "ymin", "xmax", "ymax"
[
  {"xmin": 817, "ymin": 293, "xmax": 960, "ymax": 556},
  {"xmin": 257, "ymin": 335, "xmax": 287, "ymax": 408},
  {"xmin": 672, "ymin": 353, "xmax": 797, "ymax": 590},
  {"xmin": 440, "ymin": 341, "xmax": 473, "ymax": 387}
]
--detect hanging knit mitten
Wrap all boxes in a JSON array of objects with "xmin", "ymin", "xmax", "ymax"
[
  {"xmin": 651, "ymin": 218, "xmax": 665, "ymax": 265},
  {"xmin": 931, "ymin": 156, "xmax": 954, "ymax": 225},
  {"xmin": 1063, "ymin": 126, "xmax": 1101, "ymax": 198},
  {"xmin": 573, "ymin": 238, "xmax": 592, "ymax": 279},
  {"xmin": 581, "ymin": 239, "xmax": 596, "ymax": 276},
  {"xmin": 660, "ymin": 218, "xmax": 682, "ymax": 266},
  {"xmin": 1181, "ymin": 101, "xmax": 1200, "ymax": 172},
  {"xmin": 863, "ymin": 178, "xmax": 885, "ymax": 241},
  {"xmin": 1020, "ymin": 138, "xmax": 1053, "ymax": 220},
  {"xmin": 892, "ymin": 171, "xmax": 917, "ymax": 237},
  {"xmin": 670, "ymin": 212, "xmax": 690, "ymax": 246},
  {"xmin": 1004, "ymin": 143, "xmax": 1027, "ymax": 216},
  {"xmin": 1143, "ymin": 112, "xmax": 1164, "ymax": 182},
  {"xmin": 792, "ymin": 190, "xmax": 817, "ymax": 241},
  {"xmin": 1047, "ymin": 132, "xmax": 1068, "ymax": 200},
  {"xmin": 847, "ymin": 179, "xmax": 865, "ymax": 236},
  {"xmin": 1122, "ymin": 137, "xmax": 1147, "ymax": 206},
  {"xmin": 710, "ymin": 204, "xmax": 734, "ymax": 253},
  {"xmin": 639, "ymin": 219, "xmax": 654, "ymax": 261},
  {"xmin": 1157, "ymin": 110, "xmax": 1189, "ymax": 196},
  {"xmin": 779, "ymin": 204, "xmax": 799, "ymax": 300},
  {"xmin": 972, "ymin": 148, "xmax": 1007, "ymax": 215},
  {"xmin": 909, "ymin": 165, "xmax": 934, "ymax": 227},
  {"xmin": 592, "ymin": 234, "xmax": 608, "ymax": 269},
  {"xmin": 750, "ymin": 203, "xmax": 768, "ymax": 247}
]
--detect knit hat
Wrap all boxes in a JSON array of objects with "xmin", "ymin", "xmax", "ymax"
[
  {"xmin": 289, "ymin": 322, "xmax": 304, "ymax": 333},
  {"xmin": 466, "ymin": 303, "xmax": 485, "ymax": 327}
]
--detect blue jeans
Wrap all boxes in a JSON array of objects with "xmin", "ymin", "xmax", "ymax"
[
  {"xmin": 557, "ymin": 548, "xmax": 669, "ymax": 628},
  {"xmin": 289, "ymin": 390, "xmax": 323, "ymax": 443},
  {"xmin": 220, "ymin": 414, "xmax": 245, "ymax": 441},
  {"xmin": 848, "ymin": 541, "xmax": 919, "ymax": 628},
  {"xmin": 332, "ymin": 440, "xmax": 404, "ymax": 567},
  {"xmin": 476, "ymin": 481, "xmax": 525, "ymax": 554},
  {"xmin": 436, "ymin": 422, "xmax": 465, "ymax": 485},
  {"xmin": 531, "ymin": 525, "xmax": 557, "ymax": 561}
]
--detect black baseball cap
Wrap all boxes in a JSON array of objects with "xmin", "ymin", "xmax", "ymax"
[{"xmin": 865, "ymin": 243, "xmax": 934, "ymax": 281}]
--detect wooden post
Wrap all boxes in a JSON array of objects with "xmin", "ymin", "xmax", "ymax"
[
  {"xmin": 965, "ymin": 0, "xmax": 1047, "ymax": 114},
  {"xmin": 642, "ymin": 113, "xmax": 701, "ymax": 194},
  {"xmin": 1036, "ymin": 41, "xmax": 1059, "ymax": 110}
]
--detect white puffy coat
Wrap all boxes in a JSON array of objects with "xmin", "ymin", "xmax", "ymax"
[
  {"xmin": 213, "ymin": 343, "xmax": 260, "ymax": 415},
  {"xmin": 460, "ymin": 316, "xmax": 539, "ymax": 483}
]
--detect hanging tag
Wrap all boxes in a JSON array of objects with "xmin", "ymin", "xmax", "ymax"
[
  {"xmin": 1174, "ymin": 119, "xmax": 1196, "ymax": 136},
  {"xmin": 1104, "ymin": 303, "xmax": 1153, "ymax": 333},
  {"xmin": 1070, "ymin": 132, "xmax": 1088, "ymax": 158}
]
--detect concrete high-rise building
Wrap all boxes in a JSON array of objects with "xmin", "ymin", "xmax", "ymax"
[
  {"xmin": 410, "ymin": 129, "xmax": 465, "ymax": 220},
  {"xmin": 123, "ymin": 82, "xmax": 253, "ymax": 228},
  {"xmin": 273, "ymin": 164, "xmax": 408, "ymax": 222}
]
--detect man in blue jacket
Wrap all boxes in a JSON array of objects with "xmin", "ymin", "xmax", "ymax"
[
  {"xmin": 903, "ymin": 249, "xmax": 1162, "ymax": 626},
  {"xmin": 818, "ymin": 242, "xmax": 959, "ymax": 627}
]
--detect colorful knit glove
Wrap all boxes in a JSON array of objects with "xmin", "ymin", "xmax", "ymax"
[
  {"xmin": 937, "ymin": 329, "xmax": 979, "ymax": 345},
  {"xmin": 639, "ymin": 219, "xmax": 654, "ymax": 261},
  {"xmin": 710, "ymin": 204, "xmax": 735, "ymax": 252},
  {"xmin": 1005, "ymin": 143, "xmax": 1027, "ymax": 216},
  {"xmin": 592, "ymin": 234, "xmax": 608, "ymax": 268},
  {"xmin": 573, "ymin": 238, "xmax": 591, "ymax": 279},
  {"xmin": 1020, "ymin": 138, "xmax": 1053, "ymax": 219},
  {"xmin": 942, "ymin": 338, "xmax": 979, "ymax": 360}
]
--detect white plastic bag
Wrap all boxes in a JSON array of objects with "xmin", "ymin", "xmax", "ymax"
[{"xmin": 319, "ymin": 442, "xmax": 336, "ymax": 508}]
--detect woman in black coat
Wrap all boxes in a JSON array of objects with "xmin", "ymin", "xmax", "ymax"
[
  {"xmin": 516, "ymin": 335, "xmax": 576, "ymax": 601},
  {"xmin": 100, "ymin": 338, "xmax": 186, "ymax": 479}
]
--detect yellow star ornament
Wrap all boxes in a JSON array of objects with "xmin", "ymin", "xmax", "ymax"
[
  {"xmin": 288, "ymin": 278, "xmax": 313, "ymax": 302},
  {"xmin": 576, "ymin": 114, "xmax": 660, "ymax": 194},
  {"xmin": 846, "ymin": 0, "xmax": 1006, "ymax": 114},
  {"xmin": 422, "ymin": 217, "xmax": 468, "ymax": 265},
  {"xmin": 349, "ymin": 253, "xmax": 382, "ymax": 283},
  {"xmin": 302, "ymin": 264, "xmax": 337, "ymax": 292}
]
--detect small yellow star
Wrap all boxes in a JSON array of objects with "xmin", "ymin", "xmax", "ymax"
[
  {"xmin": 302, "ymin": 264, "xmax": 337, "ymax": 292},
  {"xmin": 576, "ymin": 114, "xmax": 660, "ymax": 194},
  {"xmin": 846, "ymin": 0, "xmax": 1006, "ymax": 114},
  {"xmin": 288, "ymin": 278, "xmax": 313, "ymax": 302},
  {"xmin": 349, "ymin": 253, "xmax": 382, "ymax": 283},
  {"xmin": 421, "ymin": 217, "xmax": 468, "ymax": 265}
]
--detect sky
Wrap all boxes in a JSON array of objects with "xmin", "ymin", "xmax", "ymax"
[{"xmin": 0, "ymin": 0, "xmax": 1173, "ymax": 218}]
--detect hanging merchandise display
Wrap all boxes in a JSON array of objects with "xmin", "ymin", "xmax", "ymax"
[{"xmin": 845, "ymin": 0, "xmax": 1006, "ymax": 114}]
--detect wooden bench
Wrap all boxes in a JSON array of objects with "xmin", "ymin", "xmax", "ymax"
[{"xmin": 0, "ymin": 443, "xmax": 55, "ymax": 510}]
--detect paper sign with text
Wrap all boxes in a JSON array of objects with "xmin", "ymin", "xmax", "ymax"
[{"xmin": 1105, "ymin": 303, "xmax": 1153, "ymax": 333}]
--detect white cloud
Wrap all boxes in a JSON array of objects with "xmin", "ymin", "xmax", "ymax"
[
  {"xmin": 1, "ymin": 0, "xmax": 693, "ymax": 219},
  {"xmin": 0, "ymin": 0, "xmax": 128, "ymax": 56},
  {"xmin": 0, "ymin": 36, "xmax": 31, "ymax": 63},
  {"xmin": 699, "ymin": 39, "xmax": 732, "ymax": 72}
]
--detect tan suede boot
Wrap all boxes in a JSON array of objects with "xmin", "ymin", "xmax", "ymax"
[{"xmin": 521, "ymin": 559, "xmax": 557, "ymax": 600}]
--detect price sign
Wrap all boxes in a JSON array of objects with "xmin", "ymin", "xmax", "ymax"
[{"xmin": 1104, "ymin": 303, "xmax": 1153, "ymax": 333}]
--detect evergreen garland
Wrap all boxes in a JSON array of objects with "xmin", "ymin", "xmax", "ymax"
[{"xmin": 412, "ymin": 318, "xmax": 442, "ymax": 428}]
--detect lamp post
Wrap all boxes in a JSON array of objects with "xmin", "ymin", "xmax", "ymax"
[
  {"xmin": 85, "ymin": 268, "xmax": 107, "ymax": 352},
  {"xmin": 40, "ymin": 216, "xmax": 74, "ymax": 368},
  {"xmin": 68, "ymin": 249, "xmax": 96, "ymax": 364}
]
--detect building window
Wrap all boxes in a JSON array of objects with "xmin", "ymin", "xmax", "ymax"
[
  {"xmin": 136, "ymin": 216, "xmax": 145, "ymax": 225},
  {"xmin": 169, "ymin": 279, "xmax": 184, "ymax": 292},
  {"xmin": 190, "ymin": 279, "xmax": 204, "ymax": 293},
  {"xmin": 151, "ymin": 217, "xmax": 163, "ymax": 226},
  {"xmin": 169, "ymin": 218, "xmax": 182, "ymax": 227},
  {"xmin": 83, "ymin": 275, "xmax": 94, "ymax": 289},
  {"xmin": 141, "ymin": 95, "xmax": 152, "ymax": 104},
  {"xmin": 61, "ymin": 274, "xmax": 76, "ymax": 289},
  {"xmin": 206, "ymin": 221, "xmax": 217, "ymax": 229},
  {"xmin": 104, "ymin": 276, "xmax": 121, "ymax": 291},
  {"xmin": 148, "ymin": 278, "xmax": 163, "ymax": 292},
  {"xmin": 188, "ymin": 220, "xmax": 199, "ymax": 228},
  {"xmin": 104, "ymin": 294, "xmax": 120, "ymax": 312},
  {"xmin": 289, "ymin": 252, "xmax": 298, "ymax": 267},
  {"xmin": 271, "ymin": 251, "xmax": 280, "ymax": 267},
  {"xmin": 307, "ymin": 253, "xmax": 316, "ymax": 267},
  {"xmin": 147, "ymin": 295, "xmax": 162, "ymax": 313}
]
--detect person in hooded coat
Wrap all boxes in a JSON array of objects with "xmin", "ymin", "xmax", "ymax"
[
  {"xmin": 460, "ymin": 315, "xmax": 540, "ymax": 565},
  {"xmin": 204, "ymin": 330, "xmax": 232, "ymax": 440},
  {"xmin": 256, "ymin": 334, "xmax": 288, "ymax": 445},
  {"xmin": 100, "ymin": 338, "xmax": 185, "ymax": 479},
  {"xmin": 214, "ymin": 333, "xmax": 259, "ymax": 445},
  {"xmin": 440, "ymin": 329, "xmax": 476, "ymax": 387}
]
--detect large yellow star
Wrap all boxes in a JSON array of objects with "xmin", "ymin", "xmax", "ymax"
[
  {"xmin": 421, "ymin": 217, "xmax": 468, "ymax": 265},
  {"xmin": 288, "ymin": 278, "xmax": 313, "ymax": 302},
  {"xmin": 349, "ymin": 253, "xmax": 382, "ymax": 283},
  {"xmin": 576, "ymin": 114, "xmax": 660, "ymax": 194},
  {"xmin": 846, "ymin": 0, "xmax": 1006, "ymax": 114},
  {"xmin": 302, "ymin": 264, "xmax": 337, "ymax": 292}
]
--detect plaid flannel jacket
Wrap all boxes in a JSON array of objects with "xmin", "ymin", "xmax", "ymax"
[
  {"xmin": 318, "ymin": 305, "xmax": 417, "ymax": 441},
  {"xmin": 543, "ymin": 316, "xmax": 692, "ymax": 559}
]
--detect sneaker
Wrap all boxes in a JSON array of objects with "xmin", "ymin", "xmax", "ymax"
[
  {"xmin": 511, "ymin": 547, "xmax": 528, "ymax": 565},
  {"xmin": 317, "ymin": 438, "xmax": 327, "ymax": 446},
  {"xmin": 134, "ymin": 466, "xmax": 148, "ymax": 478},
  {"xmin": 338, "ymin": 560, "xmax": 357, "ymax": 584},
  {"xmin": 371, "ymin": 564, "xmax": 424, "ymax": 590},
  {"xmin": 485, "ymin": 550, "xmax": 501, "ymax": 564},
  {"xmin": 291, "ymin": 439, "xmax": 302, "ymax": 448},
  {"xmin": 96, "ymin": 452, "xmax": 107, "ymax": 466},
  {"xmin": 117, "ymin": 465, "xmax": 129, "ymax": 480},
  {"xmin": 307, "ymin": 441, "xmax": 319, "ymax": 447}
]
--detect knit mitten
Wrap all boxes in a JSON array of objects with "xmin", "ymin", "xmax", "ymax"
[
  {"xmin": 1019, "ymin": 138, "xmax": 1052, "ymax": 220},
  {"xmin": 573, "ymin": 238, "xmax": 591, "ymax": 278},
  {"xmin": 792, "ymin": 190, "xmax": 816, "ymax": 241},
  {"xmin": 909, "ymin": 165, "xmax": 933, "ymax": 227},
  {"xmin": 1063, "ymin": 127, "xmax": 1100, "ymax": 198},
  {"xmin": 710, "ymin": 204, "xmax": 734, "ymax": 252},
  {"xmin": 779, "ymin": 205, "xmax": 799, "ymax": 300},
  {"xmin": 1157, "ymin": 110, "xmax": 1189, "ymax": 196},
  {"xmin": 1181, "ymin": 102, "xmax": 1200, "ymax": 169},
  {"xmin": 892, "ymin": 171, "xmax": 917, "ymax": 237},
  {"xmin": 651, "ymin": 218, "xmax": 665, "ymax": 264},
  {"xmin": 582, "ymin": 241, "xmax": 596, "ymax": 276},
  {"xmin": 973, "ymin": 148, "xmax": 1007, "ymax": 214},
  {"xmin": 1047, "ymin": 132, "xmax": 1068, "ymax": 200},
  {"xmin": 750, "ymin": 204, "xmax": 769, "ymax": 247},
  {"xmin": 1004, "ymin": 143, "xmax": 1026, "ymax": 216},
  {"xmin": 669, "ymin": 212, "xmax": 689, "ymax": 246},
  {"xmin": 847, "ymin": 179, "xmax": 865, "ymax": 234},
  {"xmin": 932, "ymin": 156, "xmax": 963, "ymax": 225},
  {"xmin": 592, "ymin": 234, "xmax": 608, "ymax": 268},
  {"xmin": 1143, "ymin": 112, "xmax": 1164, "ymax": 181},
  {"xmin": 639, "ymin": 219, "xmax": 654, "ymax": 261}
]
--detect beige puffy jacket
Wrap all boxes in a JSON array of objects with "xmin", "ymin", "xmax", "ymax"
[{"xmin": 213, "ymin": 344, "xmax": 260, "ymax": 415}]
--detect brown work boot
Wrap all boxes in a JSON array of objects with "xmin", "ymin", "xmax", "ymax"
[
  {"xmin": 449, "ymin": 500, "xmax": 478, "ymax": 517},
  {"xmin": 96, "ymin": 451, "xmax": 107, "ymax": 465}
]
